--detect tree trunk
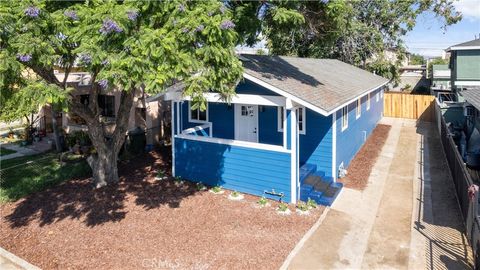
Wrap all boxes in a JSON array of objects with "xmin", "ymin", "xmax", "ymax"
[
  {"xmin": 51, "ymin": 106, "xmax": 63, "ymax": 152},
  {"xmin": 82, "ymin": 90, "xmax": 135, "ymax": 188}
]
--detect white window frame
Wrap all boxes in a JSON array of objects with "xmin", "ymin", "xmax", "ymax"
[
  {"xmin": 366, "ymin": 93, "xmax": 371, "ymax": 111},
  {"xmin": 188, "ymin": 101, "xmax": 209, "ymax": 123},
  {"xmin": 298, "ymin": 106, "xmax": 306, "ymax": 135},
  {"xmin": 380, "ymin": 90, "xmax": 384, "ymax": 98},
  {"xmin": 376, "ymin": 91, "xmax": 379, "ymax": 102},
  {"xmin": 277, "ymin": 106, "xmax": 284, "ymax": 132},
  {"xmin": 341, "ymin": 106, "xmax": 348, "ymax": 131},
  {"xmin": 356, "ymin": 98, "xmax": 361, "ymax": 119}
]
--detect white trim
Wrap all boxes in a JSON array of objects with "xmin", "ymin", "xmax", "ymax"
[
  {"xmin": 380, "ymin": 89, "xmax": 384, "ymax": 98},
  {"xmin": 277, "ymin": 106, "xmax": 284, "ymax": 132},
  {"xmin": 175, "ymin": 134, "xmax": 290, "ymax": 153},
  {"xmin": 188, "ymin": 101, "xmax": 209, "ymax": 123},
  {"xmin": 166, "ymin": 91, "xmax": 286, "ymax": 107},
  {"xmin": 234, "ymin": 104, "xmax": 259, "ymax": 143},
  {"xmin": 181, "ymin": 122, "xmax": 212, "ymax": 137},
  {"xmin": 341, "ymin": 106, "xmax": 348, "ymax": 132},
  {"xmin": 376, "ymin": 91, "xmax": 379, "ymax": 102},
  {"xmin": 454, "ymin": 81, "xmax": 480, "ymax": 86},
  {"xmin": 243, "ymin": 73, "xmax": 330, "ymax": 116},
  {"xmin": 290, "ymin": 107, "xmax": 298, "ymax": 204},
  {"xmin": 450, "ymin": 46, "xmax": 480, "ymax": 51},
  {"xmin": 282, "ymin": 106, "xmax": 287, "ymax": 149},
  {"xmin": 171, "ymin": 100, "xmax": 175, "ymax": 177},
  {"xmin": 297, "ymin": 106, "xmax": 306, "ymax": 135},
  {"xmin": 176, "ymin": 102, "xmax": 180, "ymax": 135},
  {"xmin": 366, "ymin": 93, "xmax": 371, "ymax": 111},
  {"xmin": 356, "ymin": 98, "xmax": 361, "ymax": 119},
  {"xmin": 332, "ymin": 113, "xmax": 337, "ymax": 181}
]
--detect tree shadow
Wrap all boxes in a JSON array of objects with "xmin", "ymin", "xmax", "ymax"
[{"xmin": 3, "ymin": 148, "xmax": 199, "ymax": 228}]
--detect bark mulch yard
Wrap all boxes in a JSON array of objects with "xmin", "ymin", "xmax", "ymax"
[
  {"xmin": 338, "ymin": 124, "xmax": 392, "ymax": 190},
  {"xmin": 0, "ymin": 150, "xmax": 323, "ymax": 270}
]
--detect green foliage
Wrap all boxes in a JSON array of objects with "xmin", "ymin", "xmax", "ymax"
[
  {"xmin": 157, "ymin": 170, "xmax": 165, "ymax": 178},
  {"xmin": 257, "ymin": 196, "xmax": 268, "ymax": 206},
  {"xmin": 410, "ymin": 54, "xmax": 425, "ymax": 65},
  {"xmin": 211, "ymin": 185, "xmax": 222, "ymax": 193},
  {"xmin": 0, "ymin": 153, "xmax": 91, "ymax": 203},
  {"xmin": 427, "ymin": 57, "xmax": 449, "ymax": 78},
  {"xmin": 296, "ymin": 202, "xmax": 309, "ymax": 212},
  {"xmin": 196, "ymin": 182, "xmax": 206, "ymax": 191},
  {"xmin": 65, "ymin": 130, "xmax": 91, "ymax": 148},
  {"xmin": 231, "ymin": 190, "xmax": 239, "ymax": 197},
  {"xmin": 174, "ymin": 176, "xmax": 182, "ymax": 182},
  {"xmin": 0, "ymin": 147, "xmax": 16, "ymax": 156},
  {"xmin": 366, "ymin": 59, "xmax": 400, "ymax": 86},
  {"xmin": 306, "ymin": 198, "xmax": 317, "ymax": 209},
  {"xmin": 277, "ymin": 202, "xmax": 289, "ymax": 212}
]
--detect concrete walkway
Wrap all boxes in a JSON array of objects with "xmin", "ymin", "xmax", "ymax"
[
  {"xmin": 0, "ymin": 247, "xmax": 40, "ymax": 270},
  {"xmin": 284, "ymin": 118, "xmax": 473, "ymax": 269},
  {"xmin": 1, "ymin": 135, "xmax": 54, "ymax": 160}
]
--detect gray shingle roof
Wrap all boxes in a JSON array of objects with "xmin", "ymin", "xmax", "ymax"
[
  {"xmin": 240, "ymin": 54, "xmax": 389, "ymax": 114},
  {"xmin": 447, "ymin": 39, "xmax": 480, "ymax": 51},
  {"xmin": 461, "ymin": 88, "xmax": 480, "ymax": 110}
]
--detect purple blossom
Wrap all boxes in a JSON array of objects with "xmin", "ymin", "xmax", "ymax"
[
  {"xmin": 79, "ymin": 54, "xmax": 92, "ymax": 65},
  {"xmin": 98, "ymin": 79, "xmax": 108, "ymax": 89},
  {"xmin": 17, "ymin": 54, "xmax": 32, "ymax": 62},
  {"xmin": 207, "ymin": 11, "xmax": 214, "ymax": 16},
  {"xmin": 25, "ymin": 6, "xmax": 40, "ymax": 18},
  {"xmin": 99, "ymin": 19, "xmax": 123, "ymax": 35},
  {"xmin": 181, "ymin": 27, "xmax": 189, "ymax": 33},
  {"xmin": 195, "ymin": 24, "xmax": 204, "ymax": 32},
  {"xmin": 64, "ymin": 10, "xmax": 78, "ymax": 20},
  {"xmin": 178, "ymin": 4, "xmax": 185, "ymax": 12},
  {"xmin": 220, "ymin": 20, "xmax": 235, "ymax": 30},
  {"xmin": 127, "ymin": 10, "xmax": 138, "ymax": 21},
  {"xmin": 101, "ymin": 59, "xmax": 109, "ymax": 66}
]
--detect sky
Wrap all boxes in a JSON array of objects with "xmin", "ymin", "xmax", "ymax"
[{"xmin": 404, "ymin": 0, "xmax": 480, "ymax": 58}]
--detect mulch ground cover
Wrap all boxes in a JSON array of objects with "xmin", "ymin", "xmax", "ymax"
[
  {"xmin": 0, "ymin": 149, "xmax": 323, "ymax": 270},
  {"xmin": 338, "ymin": 124, "xmax": 392, "ymax": 190}
]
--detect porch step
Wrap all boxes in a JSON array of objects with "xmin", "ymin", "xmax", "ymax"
[
  {"xmin": 300, "ymin": 163, "xmax": 317, "ymax": 183},
  {"xmin": 300, "ymin": 173, "xmax": 342, "ymax": 207}
]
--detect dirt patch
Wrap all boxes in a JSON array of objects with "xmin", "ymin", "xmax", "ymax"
[
  {"xmin": 338, "ymin": 124, "xmax": 391, "ymax": 190},
  {"xmin": 0, "ymin": 150, "xmax": 323, "ymax": 270}
]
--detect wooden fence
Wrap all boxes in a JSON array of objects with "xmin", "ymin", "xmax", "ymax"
[{"xmin": 383, "ymin": 92, "xmax": 435, "ymax": 121}]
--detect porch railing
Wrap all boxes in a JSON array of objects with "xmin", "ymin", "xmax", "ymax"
[{"xmin": 181, "ymin": 123, "xmax": 212, "ymax": 137}]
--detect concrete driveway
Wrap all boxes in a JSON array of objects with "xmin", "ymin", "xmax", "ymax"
[{"xmin": 283, "ymin": 117, "xmax": 473, "ymax": 270}]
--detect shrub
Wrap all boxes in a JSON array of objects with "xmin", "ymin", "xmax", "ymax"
[
  {"xmin": 66, "ymin": 131, "xmax": 91, "ymax": 148},
  {"xmin": 211, "ymin": 186, "xmax": 222, "ymax": 193},
  {"xmin": 257, "ymin": 196, "xmax": 268, "ymax": 206},
  {"xmin": 296, "ymin": 202, "xmax": 309, "ymax": 212},
  {"xmin": 231, "ymin": 191, "xmax": 239, "ymax": 197},
  {"xmin": 157, "ymin": 170, "xmax": 165, "ymax": 178},
  {"xmin": 277, "ymin": 203, "xmax": 289, "ymax": 212},
  {"xmin": 307, "ymin": 198, "xmax": 317, "ymax": 209},
  {"xmin": 196, "ymin": 182, "xmax": 206, "ymax": 191}
]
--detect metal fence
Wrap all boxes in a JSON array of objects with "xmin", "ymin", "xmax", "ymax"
[{"xmin": 434, "ymin": 102, "xmax": 480, "ymax": 268}]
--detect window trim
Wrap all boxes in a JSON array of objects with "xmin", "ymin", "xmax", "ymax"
[
  {"xmin": 341, "ymin": 106, "xmax": 348, "ymax": 131},
  {"xmin": 356, "ymin": 98, "xmax": 361, "ymax": 119},
  {"xmin": 298, "ymin": 106, "xmax": 306, "ymax": 135},
  {"xmin": 366, "ymin": 93, "xmax": 371, "ymax": 111},
  {"xmin": 277, "ymin": 106, "xmax": 285, "ymax": 132},
  {"xmin": 188, "ymin": 101, "xmax": 209, "ymax": 123}
]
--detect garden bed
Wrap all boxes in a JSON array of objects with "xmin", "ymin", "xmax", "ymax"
[
  {"xmin": 0, "ymin": 150, "xmax": 323, "ymax": 269},
  {"xmin": 338, "ymin": 124, "xmax": 391, "ymax": 190}
]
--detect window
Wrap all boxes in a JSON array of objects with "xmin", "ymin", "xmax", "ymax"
[
  {"xmin": 78, "ymin": 94, "xmax": 115, "ymax": 117},
  {"xmin": 341, "ymin": 106, "xmax": 348, "ymax": 131},
  {"xmin": 376, "ymin": 91, "xmax": 379, "ymax": 102},
  {"xmin": 188, "ymin": 101, "xmax": 208, "ymax": 122},
  {"xmin": 277, "ymin": 106, "xmax": 284, "ymax": 132},
  {"xmin": 356, "ymin": 98, "xmax": 361, "ymax": 119},
  {"xmin": 366, "ymin": 93, "xmax": 371, "ymax": 111},
  {"xmin": 298, "ymin": 107, "xmax": 306, "ymax": 134}
]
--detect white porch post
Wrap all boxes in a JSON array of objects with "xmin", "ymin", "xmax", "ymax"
[
  {"xmin": 171, "ymin": 100, "xmax": 176, "ymax": 177},
  {"xmin": 286, "ymin": 99, "xmax": 298, "ymax": 204}
]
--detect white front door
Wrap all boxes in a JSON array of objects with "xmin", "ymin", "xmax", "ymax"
[{"xmin": 235, "ymin": 104, "xmax": 258, "ymax": 143}]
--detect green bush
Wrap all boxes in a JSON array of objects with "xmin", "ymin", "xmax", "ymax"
[
  {"xmin": 257, "ymin": 196, "xmax": 268, "ymax": 206},
  {"xmin": 277, "ymin": 203, "xmax": 289, "ymax": 212},
  {"xmin": 66, "ymin": 131, "xmax": 91, "ymax": 148}
]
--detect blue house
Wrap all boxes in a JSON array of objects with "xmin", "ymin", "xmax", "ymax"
[{"xmin": 164, "ymin": 55, "xmax": 388, "ymax": 205}]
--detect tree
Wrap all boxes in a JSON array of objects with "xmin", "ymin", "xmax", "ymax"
[
  {"xmin": 229, "ymin": 0, "xmax": 461, "ymax": 81},
  {"xmin": 410, "ymin": 53, "xmax": 425, "ymax": 65},
  {"xmin": 427, "ymin": 57, "xmax": 449, "ymax": 78},
  {"xmin": 1, "ymin": 0, "xmax": 242, "ymax": 187}
]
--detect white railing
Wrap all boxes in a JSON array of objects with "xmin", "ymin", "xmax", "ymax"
[{"xmin": 181, "ymin": 122, "xmax": 212, "ymax": 137}]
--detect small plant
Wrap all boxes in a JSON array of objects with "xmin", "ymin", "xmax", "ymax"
[
  {"xmin": 231, "ymin": 191, "xmax": 239, "ymax": 197},
  {"xmin": 174, "ymin": 176, "xmax": 182, "ymax": 182},
  {"xmin": 296, "ymin": 202, "xmax": 309, "ymax": 212},
  {"xmin": 257, "ymin": 196, "xmax": 268, "ymax": 206},
  {"xmin": 277, "ymin": 203, "xmax": 289, "ymax": 212},
  {"xmin": 228, "ymin": 190, "xmax": 244, "ymax": 200},
  {"xmin": 155, "ymin": 170, "xmax": 167, "ymax": 181},
  {"xmin": 307, "ymin": 198, "xmax": 317, "ymax": 209},
  {"xmin": 196, "ymin": 182, "xmax": 206, "ymax": 191},
  {"xmin": 211, "ymin": 186, "xmax": 223, "ymax": 193}
]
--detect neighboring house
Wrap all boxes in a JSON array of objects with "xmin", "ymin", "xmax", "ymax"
[
  {"xmin": 431, "ymin": 64, "xmax": 451, "ymax": 90},
  {"xmin": 447, "ymin": 38, "xmax": 480, "ymax": 92},
  {"xmin": 39, "ymin": 72, "xmax": 171, "ymax": 147},
  {"xmin": 164, "ymin": 55, "xmax": 388, "ymax": 205}
]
